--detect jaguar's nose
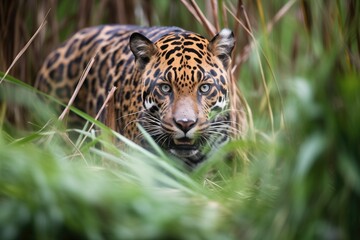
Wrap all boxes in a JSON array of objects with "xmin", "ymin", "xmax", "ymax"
[{"xmin": 173, "ymin": 117, "xmax": 197, "ymax": 134}]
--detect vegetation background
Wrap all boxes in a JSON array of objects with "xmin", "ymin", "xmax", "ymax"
[{"xmin": 0, "ymin": 0, "xmax": 359, "ymax": 239}]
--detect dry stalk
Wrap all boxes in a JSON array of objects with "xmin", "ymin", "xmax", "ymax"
[
  {"xmin": 61, "ymin": 131, "xmax": 88, "ymax": 165},
  {"xmin": 0, "ymin": 10, "xmax": 49, "ymax": 84},
  {"xmin": 92, "ymin": 86, "xmax": 116, "ymax": 131},
  {"xmin": 227, "ymin": 1, "xmax": 297, "ymax": 70},
  {"xmin": 76, "ymin": 86, "xmax": 117, "ymax": 150},
  {"xmin": 241, "ymin": 4, "xmax": 274, "ymax": 134},
  {"xmin": 210, "ymin": 0, "xmax": 220, "ymax": 32},
  {"xmin": 180, "ymin": 0, "xmax": 204, "ymax": 28},
  {"xmin": 231, "ymin": 0, "xmax": 244, "ymax": 72},
  {"xmin": 58, "ymin": 52, "xmax": 97, "ymax": 121},
  {"xmin": 220, "ymin": 1, "xmax": 228, "ymax": 28},
  {"xmin": 227, "ymin": 1, "xmax": 296, "ymax": 135},
  {"xmin": 267, "ymin": 0, "xmax": 297, "ymax": 32},
  {"xmin": 180, "ymin": 0, "xmax": 216, "ymax": 36}
]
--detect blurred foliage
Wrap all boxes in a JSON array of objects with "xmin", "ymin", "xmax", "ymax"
[{"xmin": 1, "ymin": 0, "xmax": 360, "ymax": 239}]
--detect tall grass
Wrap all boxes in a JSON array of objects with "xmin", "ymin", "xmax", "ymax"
[{"xmin": 1, "ymin": 0, "xmax": 359, "ymax": 239}]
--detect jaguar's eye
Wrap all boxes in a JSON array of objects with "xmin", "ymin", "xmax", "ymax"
[
  {"xmin": 199, "ymin": 84, "xmax": 211, "ymax": 94},
  {"xmin": 160, "ymin": 84, "xmax": 172, "ymax": 94}
]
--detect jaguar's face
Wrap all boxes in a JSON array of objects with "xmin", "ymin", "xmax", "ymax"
[{"xmin": 130, "ymin": 29, "xmax": 235, "ymax": 166}]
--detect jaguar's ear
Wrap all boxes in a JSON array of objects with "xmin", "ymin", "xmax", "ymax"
[
  {"xmin": 130, "ymin": 33, "xmax": 157, "ymax": 70},
  {"xmin": 208, "ymin": 29, "xmax": 235, "ymax": 69}
]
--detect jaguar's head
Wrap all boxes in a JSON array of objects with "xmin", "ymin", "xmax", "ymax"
[{"xmin": 130, "ymin": 29, "xmax": 235, "ymax": 166}]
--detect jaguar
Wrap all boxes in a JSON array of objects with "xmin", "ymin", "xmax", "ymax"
[{"xmin": 36, "ymin": 25, "xmax": 239, "ymax": 167}]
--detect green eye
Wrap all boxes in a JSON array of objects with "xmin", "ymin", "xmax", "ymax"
[
  {"xmin": 160, "ymin": 84, "xmax": 172, "ymax": 94},
  {"xmin": 199, "ymin": 84, "xmax": 211, "ymax": 94}
]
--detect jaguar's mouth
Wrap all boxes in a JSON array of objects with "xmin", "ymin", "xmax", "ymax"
[
  {"xmin": 167, "ymin": 138, "xmax": 205, "ymax": 166},
  {"xmin": 173, "ymin": 137, "xmax": 196, "ymax": 146}
]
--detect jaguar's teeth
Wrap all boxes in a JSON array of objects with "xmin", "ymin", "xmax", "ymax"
[
  {"xmin": 169, "ymin": 149, "xmax": 198, "ymax": 158},
  {"xmin": 173, "ymin": 138, "xmax": 195, "ymax": 145}
]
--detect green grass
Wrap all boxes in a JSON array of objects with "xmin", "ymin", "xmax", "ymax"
[{"xmin": 1, "ymin": 0, "xmax": 360, "ymax": 239}]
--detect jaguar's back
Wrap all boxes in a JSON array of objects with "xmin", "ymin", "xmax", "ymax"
[{"xmin": 37, "ymin": 25, "xmax": 236, "ymax": 166}]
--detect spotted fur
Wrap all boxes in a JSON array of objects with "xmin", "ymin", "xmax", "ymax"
[{"xmin": 36, "ymin": 25, "xmax": 235, "ymax": 166}]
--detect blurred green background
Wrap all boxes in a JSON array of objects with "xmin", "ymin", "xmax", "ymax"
[{"xmin": 0, "ymin": 0, "xmax": 359, "ymax": 239}]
